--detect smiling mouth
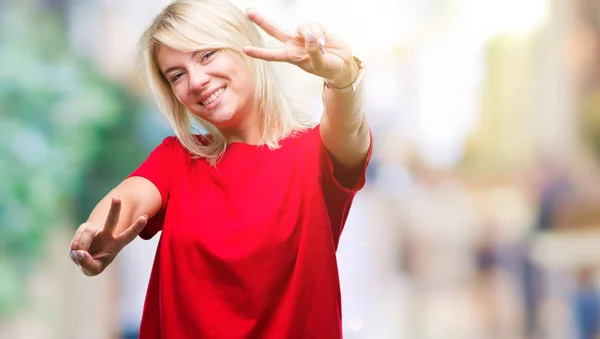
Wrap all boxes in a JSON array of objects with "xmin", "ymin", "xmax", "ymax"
[{"xmin": 201, "ymin": 87, "xmax": 225, "ymax": 106}]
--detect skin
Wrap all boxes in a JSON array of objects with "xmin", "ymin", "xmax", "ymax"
[
  {"xmin": 159, "ymin": 47, "xmax": 262, "ymax": 144},
  {"xmin": 69, "ymin": 8, "xmax": 370, "ymax": 276}
]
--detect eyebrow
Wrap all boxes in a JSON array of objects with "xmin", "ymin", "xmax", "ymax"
[{"xmin": 161, "ymin": 50, "xmax": 200, "ymax": 76}]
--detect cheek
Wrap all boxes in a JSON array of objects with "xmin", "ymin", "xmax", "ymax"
[
  {"xmin": 243, "ymin": 80, "xmax": 255, "ymax": 101},
  {"xmin": 172, "ymin": 87, "xmax": 188, "ymax": 104},
  {"xmin": 233, "ymin": 70, "xmax": 255, "ymax": 99}
]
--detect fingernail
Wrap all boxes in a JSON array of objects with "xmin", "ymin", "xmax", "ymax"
[
  {"xmin": 75, "ymin": 250, "xmax": 84, "ymax": 260},
  {"xmin": 306, "ymin": 32, "xmax": 315, "ymax": 44},
  {"xmin": 317, "ymin": 37, "xmax": 326, "ymax": 55},
  {"xmin": 71, "ymin": 251, "xmax": 81, "ymax": 267}
]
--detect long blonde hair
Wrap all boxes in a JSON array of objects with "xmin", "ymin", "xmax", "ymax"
[{"xmin": 138, "ymin": 0, "xmax": 313, "ymax": 165}]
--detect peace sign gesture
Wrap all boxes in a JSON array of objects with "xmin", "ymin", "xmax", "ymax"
[
  {"xmin": 69, "ymin": 196, "xmax": 148, "ymax": 276},
  {"xmin": 243, "ymin": 9, "xmax": 359, "ymax": 88}
]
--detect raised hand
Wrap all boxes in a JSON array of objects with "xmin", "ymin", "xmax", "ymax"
[
  {"xmin": 69, "ymin": 196, "xmax": 148, "ymax": 276},
  {"xmin": 242, "ymin": 8, "xmax": 359, "ymax": 88}
]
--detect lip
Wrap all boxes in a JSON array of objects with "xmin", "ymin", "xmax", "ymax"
[
  {"xmin": 198, "ymin": 87, "xmax": 225, "ymax": 105},
  {"xmin": 202, "ymin": 87, "xmax": 225, "ymax": 111}
]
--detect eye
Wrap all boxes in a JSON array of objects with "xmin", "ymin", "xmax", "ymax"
[
  {"xmin": 170, "ymin": 72, "xmax": 184, "ymax": 83},
  {"xmin": 201, "ymin": 50, "xmax": 217, "ymax": 62}
]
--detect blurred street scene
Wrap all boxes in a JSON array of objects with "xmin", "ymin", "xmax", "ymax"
[{"xmin": 2, "ymin": 0, "xmax": 600, "ymax": 338}]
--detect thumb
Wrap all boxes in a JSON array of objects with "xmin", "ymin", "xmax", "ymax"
[
  {"xmin": 300, "ymin": 25, "xmax": 326, "ymax": 71},
  {"xmin": 74, "ymin": 250, "xmax": 103, "ymax": 276}
]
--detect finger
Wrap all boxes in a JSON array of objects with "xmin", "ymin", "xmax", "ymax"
[
  {"xmin": 309, "ymin": 23, "xmax": 327, "ymax": 55},
  {"xmin": 245, "ymin": 8, "xmax": 291, "ymax": 42},
  {"xmin": 74, "ymin": 250, "xmax": 103, "ymax": 276},
  {"xmin": 104, "ymin": 195, "xmax": 122, "ymax": 234},
  {"xmin": 77, "ymin": 227, "xmax": 99, "ymax": 253},
  {"xmin": 243, "ymin": 46, "xmax": 288, "ymax": 62},
  {"xmin": 70, "ymin": 222, "xmax": 93, "ymax": 265},
  {"xmin": 69, "ymin": 222, "xmax": 100, "ymax": 265},
  {"xmin": 70, "ymin": 225, "xmax": 86, "ymax": 252},
  {"xmin": 298, "ymin": 24, "xmax": 327, "ymax": 71},
  {"xmin": 116, "ymin": 215, "xmax": 148, "ymax": 248},
  {"xmin": 70, "ymin": 250, "xmax": 80, "ymax": 267}
]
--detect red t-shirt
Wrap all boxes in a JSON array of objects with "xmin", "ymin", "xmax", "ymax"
[{"xmin": 128, "ymin": 125, "xmax": 372, "ymax": 339}]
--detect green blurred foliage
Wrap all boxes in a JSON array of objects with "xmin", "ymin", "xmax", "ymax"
[{"xmin": 0, "ymin": 3, "xmax": 153, "ymax": 317}]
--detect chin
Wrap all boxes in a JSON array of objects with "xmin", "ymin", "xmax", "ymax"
[{"xmin": 202, "ymin": 111, "xmax": 239, "ymax": 129}]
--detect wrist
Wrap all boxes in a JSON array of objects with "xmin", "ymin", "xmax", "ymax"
[
  {"xmin": 329, "ymin": 58, "xmax": 360, "ymax": 88},
  {"xmin": 324, "ymin": 56, "xmax": 365, "ymax": 92}
]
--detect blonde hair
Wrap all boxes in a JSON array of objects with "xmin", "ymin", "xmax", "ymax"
[{"xmin": 138, "ymin": 0, "xmax": 314, "ymax": 165}]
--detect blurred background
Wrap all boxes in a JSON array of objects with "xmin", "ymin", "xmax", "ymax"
[{"xmin": 1, "ymin": 0, "xmax": 600, "ymax": 338}]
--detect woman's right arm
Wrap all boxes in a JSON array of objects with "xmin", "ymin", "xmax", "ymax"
[{"xmin": 69, "ymin": 176, "xmax": 162, "ymax": 276}]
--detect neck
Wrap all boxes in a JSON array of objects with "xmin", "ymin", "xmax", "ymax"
[{"xmin": 219, "ymin": 103, "xmax": 263, "ymax": 145}]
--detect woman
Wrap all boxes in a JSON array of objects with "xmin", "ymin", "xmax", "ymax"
[{"xmin": 69, "ymin": 0, "xmax": 371, "ymax": 338}]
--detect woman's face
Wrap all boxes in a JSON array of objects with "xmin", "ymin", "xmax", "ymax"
[{"xmin": 157, "ymin": 46, "xmax": 256, "ymax": 128}]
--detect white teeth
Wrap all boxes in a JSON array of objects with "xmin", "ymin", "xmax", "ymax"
[{"xmin": 202, "ymin": 88, "xmax": 224, "ymax": 106}]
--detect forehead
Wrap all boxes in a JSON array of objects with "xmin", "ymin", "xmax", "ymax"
[
  {"xmin": 156, "ymin": 45, "xmax": 246, "ymax": 72},
  {"xmin": 157, "ymin": 45, "xmax": 193, "ymax": 69}
]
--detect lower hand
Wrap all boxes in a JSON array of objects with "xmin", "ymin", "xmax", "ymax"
[{"xmin": 69, "ymin": 196, "xmax": 148, "ymax": 276}]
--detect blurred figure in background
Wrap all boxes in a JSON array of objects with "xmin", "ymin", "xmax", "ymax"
[
  {"xmin": 573, "ymin": 267, "xmax": 600, "ymax": 339},
  {"xmin": 474, "ymin": 221, "xmax": 501, "ymax": 337},
  {"xmin": 524, "ymin": 158, "xmax": 572, "ymax": 339}
]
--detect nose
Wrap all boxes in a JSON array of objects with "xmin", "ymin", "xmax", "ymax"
[{"xmin": 188, "ymin": 66, "xmax": 210, "ymax": 91}]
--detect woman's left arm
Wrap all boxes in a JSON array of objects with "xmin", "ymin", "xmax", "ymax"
[
  {"xmin": 320, "ymin": 57, "xmax": 370, "ymax": 168},
  {"xmin": 243, "ymin": 9, "xmax": 371, "ymax": 167}
]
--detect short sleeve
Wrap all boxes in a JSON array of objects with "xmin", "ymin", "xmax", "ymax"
[
  {"xmin": 127, "ymin": 136, "xmax": 178, "ymax": 239},
  {"xmin": 313, "ymin": 125, "xmax": 373, "ymax": 246},
  {"xmin": 317, "ymin": 125, "xmax": 373, "ymax": 193}
]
